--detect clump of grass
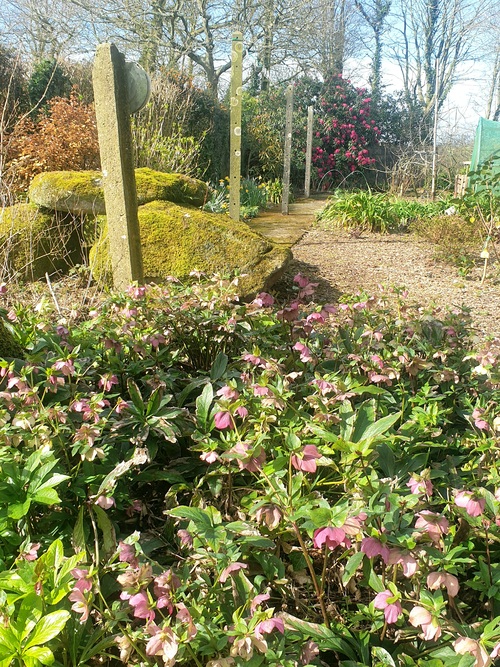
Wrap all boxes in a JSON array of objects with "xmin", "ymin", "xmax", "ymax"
[{"xmin": 316, "ymin": 189, "xmax": 447, "ymax": 233}]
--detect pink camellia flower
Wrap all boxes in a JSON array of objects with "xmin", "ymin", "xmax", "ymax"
[
  {"xmin": 361, "ymin": 537, "xmax": 390, "ymax": 563},
  {"xmin": 313, "ymin": 527, "xmax": 351, "ymax": 550},
  {"xmin": 146, "ymin": 623, "xmax": 178, "ymax": 664},
  {"xmin": 409, "ymin": 606, "xmax": 441, "ymax": 641},
  {"xmin": 255, "ymin": 617, "xmax": 285, "ymax": 636},
  {"xmin": 415, "ymin": 511, "xmax": 449, "ymax": 544},
  {"xmin": 373, "ymin": 590, "xmax": 403, "ymax": 624},
  {"xmin": 214, "ymin": 411, "xmax": 233, "ymax": 430},
  {"xmin": 220, "ymin": 562, "xmax": 248, "ymax": 583},
  {"xmin": 455, "ymin": 490, "xmax": 485, "ymax": 517},
  {"xmin": 291, "ymin": 445, "xmax": 321, "ymax": 473},
  {"xmin": 407, "ymin": 474, "xmax": 433, "ymax": 497},
  {"xmin": 427, "ymin": 571, "xmax": 459, "ymax": 597},
  {"xmin": 453, "ymin": 637, "xmax": 490, "ymax": 667}
]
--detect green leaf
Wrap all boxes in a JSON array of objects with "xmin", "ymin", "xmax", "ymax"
[
  {"xmin": 127, "ymin": 379, "xmax": 145, "ymax": 414},
  {"xmin": 23, "ymin": 645, "xmax": 54, "ymax": 665},
  {"xmin": 361, "ymin": 411, "xmax": 401, "ymax": 442},
  {"xmin": 372, "ymin": 646, "xmax": 396, "ymax": 667},
  {"xmin": 168, "ymin": 506, "xmax": 214, "ymax": 529},
  {"xmin": 72, "ymin": 506, "xmax": 86, "ymax": 553},
  {"xmin": 0, "ymin": 624, "xmax": 19, "ymax": 652},
  {"xmin": 196, "ymin": 383, "xmax": 214, "ymax": 428},
  {"xmin": 16, "ymin": 593, "xmax": 43, "ymax": 641},
  {"xmin": 280, "ymin": 613, "xmax": 356, "ymax": 660},
  {"xmin": 24, "ymin": 610, "xmax": 70, "ymax": 649},
  {"xmin": 93, "ymin": 506, "xmax": 116, "ymax": 558},
  {"xmin": 210, "ymin": 352, "xmax": 228, "ymax": 381},
  {"xmin": 342, "ymin": 552, "xmax": 364, "ymax": 585},
  {"xmin": 8, "ymin": 498, "xmax": 31, "ymax": 520},
  {"xmin": 32, "ymin": 488, "xmax": 61, "ymax": 506}
]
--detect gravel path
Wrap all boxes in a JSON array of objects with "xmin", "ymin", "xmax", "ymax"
[{"xmin": 273, "ymin": 224, "xmax": 500, "ymax": 341}]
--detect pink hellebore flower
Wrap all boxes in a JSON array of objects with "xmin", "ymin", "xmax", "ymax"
[
  {"xmin": 453, "ymin": 637, "xmax": 490, "ymax": 667},
  {"xmin": 128, "ymin": 590, "xmax": 155, "ymax": 621},
  {"xmin": 293, "ymin": 342, "xmax": 313, "ymax": 363},
  {"xmin": 95, "ymin": 495, "xmax": 115, "ymax": 510},
  {"xmin": 409, "ymin": 606, "xmax": 441, "ymax": 641},
  {"xmin": 146, "ymin": 623, "xmax": 179, "ymax": 665},
  {"xmin": 253, "ymin": 292, "xmax": 275, "ymax": 307},
  {"xmin": 255, "ymin": 617, "xmax": 285, "ymax": 636},
  {"xmin": 69, "ymin": 586, "xmax": 91, "ymax": 623},
  {"xmin": 71, "ymin": 568, "xmax": 93, "ymax": 593},
  {"xmin": 361, "ymin": 537, "xmax": 390, "ymax": 563},
  {"xmin": 118, "ymin": 541, "xmax": 139, "ymax": 569},
  {"xmin": 387, "ymin": 549, "xmax": 417, "ymax": 577},
  {"xmin": 313, "ymin": 527, "xmax": 351, "ymax": 550},
  {"xmin": 291, "ymin": 445, "xmax": 321, "ymax": 473},
  {"xmin": 407, "ymin": 474, "xmax": 433, "ymax": 497},
  {"xmin": 415, "ymin": 511, "xmax": 449, "ymax": 544},
  {"xmin": 20, "ymin": 542, "xmax": 41, "ymax": 561},
  {"xmin": 455, "ymin": 490, "xmax": 485, "ymax": 517},
  {"xmin": 214, "ymin": 411, "xmax": 233, "ymax": 430},
  {"xmin": 176, "ymin": 603, "xmax": 197, "ymax": 639},
  {"xmin": 200, "ymin": 451, "xmax": 219, "ymax": 464},
  {"xmin": 427, "ymin": 571, "xmax": 459, "ymax": 597},
  {"xmin": 216, "ymin": 385, "xmax": 239, "ymax": 400},
  {"xmin": 227, "ymin": 442, "xmax": 266, "ymax": 472},
  {"xmin": 220, "ymin": 562, "xmax": 248, "ymax": 583},
  {"xmin": 300, "ymin": 640, "xmax": 320, "ymax": 665},
  {"xmin": 250, "ymin": 592, "xmax": 270, "ymax": 615},
  {"xmin": 98, "ymin": 374, "xmax": 119, "ymax": 392},
  {"xmin": 472, "ymin": 408, "xmax": 489, "ymax": 431},
  {"xmin": 373, "ymin": 590, "xmax": 403, "ymax": 624}
]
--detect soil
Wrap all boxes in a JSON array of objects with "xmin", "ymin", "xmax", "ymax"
[{"xmin": 270, "ymin": 203, "xmax": 500, "ymax": 342}]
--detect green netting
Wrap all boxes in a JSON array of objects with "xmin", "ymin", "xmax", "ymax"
[{"xmin": 469, "ymin": 117, "xmax": 500, "ymax": 192}]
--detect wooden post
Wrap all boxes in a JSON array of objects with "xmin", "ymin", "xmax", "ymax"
[
  {"xmin": 282, "ymin": 85, "xmax": 293, "ymax": 215},
  {"xmin": 229, "ymin": 31, "xmax": 243, "ymax": 221},
  {"xmin": 431, "ymin": 58, "xmax": 440, "ymax": 201},
  {"xmin": 304, "ymin": 105, "xmax": 313, "ymax": 198},
  {"xmin": 92, "ymin": 43, "xmax": 143, "ymax": 289}
]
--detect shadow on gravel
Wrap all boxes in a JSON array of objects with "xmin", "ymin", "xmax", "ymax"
[{"xmin": 271, "ymin": 258, "xmax": 343, "ymax": 306}]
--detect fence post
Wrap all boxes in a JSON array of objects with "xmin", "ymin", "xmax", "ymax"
[
  {"xmin": 305, "ymin": 105, "xmax": 313, "ymax": 198},
  {"xmin": 282, "ymin": 84, "xmax": 293, "ymax": 215},
  {"xmin": 229, "ymin": 32, "xmax": 243, "ymax": 221}
]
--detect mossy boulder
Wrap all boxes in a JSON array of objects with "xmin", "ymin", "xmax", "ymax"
[
  {"xmin": 28, "ymin": 169, "xmax": 210, "ymax": 214},
  {"xmin": 0, "ymin": 321, "xmax": 24, "ymax": 359},
  {"xmin": 90, "ymin": 201, "xmax": 291, "ymax": 298},
  {"xmin": 0, "ymin": 203, "xmax": 84, "ymax": 280}
]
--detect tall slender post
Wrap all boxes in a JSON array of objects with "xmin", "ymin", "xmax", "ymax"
[
  {"xmin": 282, "ymin": 84, "xmax": 293, "ymax": 215},
  {"xmin": 304, "ymin": 105, "xmax": 314, "ymax": 198},
  {"xmin": 229, "ymin": 31, "xmax": 243, "ymax": 221},
  {"xmin": 92, "ymin": 43, "xmax": 143, "ymax": 289},
  {"xmin": 431, "ymin": 58, "xmax": 440, "ymax": 201}
]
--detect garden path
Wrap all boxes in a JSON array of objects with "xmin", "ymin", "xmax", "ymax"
[{"xmin": 249, "ymin": 197, "xmax": 500, "ymax": 341}]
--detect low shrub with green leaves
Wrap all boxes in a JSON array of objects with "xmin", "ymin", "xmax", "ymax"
[
  {"xmin": 317, "ymin": 190, "xmax": 448, "ymax": 233},
  {"xmin": 204, "ymin": 178, "xmax": 284, "ymax": 219},
  {"xmin": 1, "ymin": 274, "xmax": 500, "ymax": 666}
]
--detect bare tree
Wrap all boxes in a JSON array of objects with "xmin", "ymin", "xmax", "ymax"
[{"xmin": 354, "ymin": 0, "xmax": 392, "ymax": 97}]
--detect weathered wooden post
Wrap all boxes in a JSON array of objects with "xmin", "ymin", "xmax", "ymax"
[
  {"xmin": 92, "ymin": 43, "xmax": 148, "ymax": 289},
  {"xmin": 304, "ymin": 105, "xmax": 314, "ymax": 198},
  {"xmin": 282, "ymin": 84, "xmax": 293, "ymax": 215},
  {"xmin": 229, "ymin": 31, "xmax": 243, "ymax": 221}
]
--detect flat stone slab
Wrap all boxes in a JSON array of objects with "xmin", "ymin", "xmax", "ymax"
[{"xmin": 246, "ymin": 196, "xmax": 328, "ymax": 245}]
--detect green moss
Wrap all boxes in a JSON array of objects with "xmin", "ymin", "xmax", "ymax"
[
  {"xmin": 0, "ymin": 321, "xmax": 24, "ymax": 359},
  {"xmin": 29, "ymin": 169, "xmax": 210, "ymax": 214},
  {"xmin": 0, "ymin": 203, "xmax": 83, "ymax": 280},
  {"xmin": 90, "ymin": 200, "xmax": 291, "ymax": 297},
  {"xmin": 135, "ymin": 168, "xmax": 209, "ymax": 207},
  {"xmin": 29, "ymin": 171, "xmax": 104, "ymax": 214}
]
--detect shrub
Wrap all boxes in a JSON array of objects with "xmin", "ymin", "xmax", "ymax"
[{"xmin": 6, "ymin": 89, "xmax": 100, "ymax": 191}]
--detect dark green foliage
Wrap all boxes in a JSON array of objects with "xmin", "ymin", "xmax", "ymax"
[{"xmin": 28, "ymin": 59, "xmax": 71, "ymax": 113}]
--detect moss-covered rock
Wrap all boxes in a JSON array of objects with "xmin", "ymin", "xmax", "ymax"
[
  {"xmin": 0, "ymin": 203, "xmax": 84, "ymax": 280},
  {"xmin": 0, "ymin": 321, "xmax": 24, "ymax": 359},
  {"xmin": 28, "ymin": 169, "xmax": 210, "ymax": 214},
  {"xmin": 90, "ymin": 200, "xmax": 291, "ymax": 298},
  {"xmin": 29, "ymin": 171, "xmax": 105, "ymax": 214},
  {"xmin": 135, "ymin": 168, "xmax": 209, "ymax": 207}
]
